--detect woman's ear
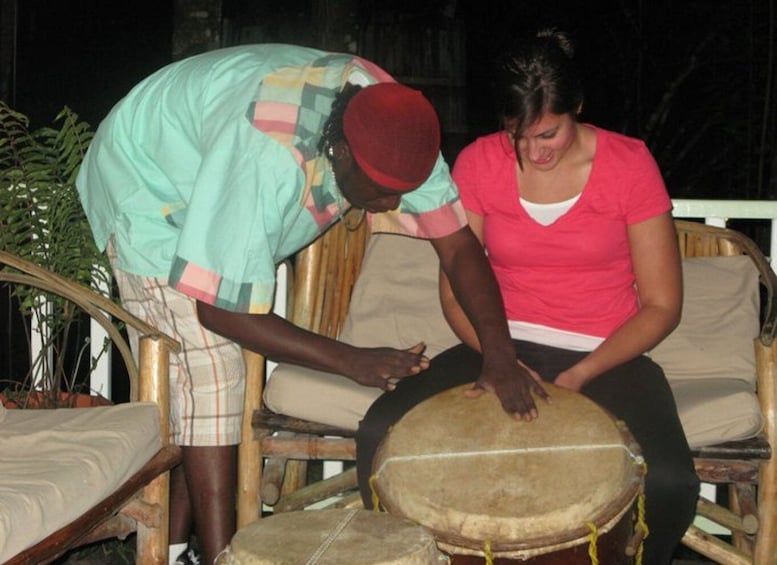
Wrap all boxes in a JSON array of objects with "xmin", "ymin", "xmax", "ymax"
[{"xmin": 503, "ymin": 117, "xmax": 519, "ymax": 136}]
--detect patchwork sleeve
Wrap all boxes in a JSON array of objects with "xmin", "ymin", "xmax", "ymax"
[
  {"xmin": 169, "ymin": 122, "xmax": 304, "ymax": 314},
  {"xmin": 369, "ymin": 154, "xmax": 467, "ymax": 239}
]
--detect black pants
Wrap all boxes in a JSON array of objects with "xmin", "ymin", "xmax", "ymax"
[{"xmin": 356, "ymin": 341, "xmax": 700, "ymax": 565}]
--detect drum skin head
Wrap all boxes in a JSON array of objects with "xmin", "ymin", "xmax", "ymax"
[
  {"xmin": 227, "ymin": 509, "xmax": 442, "ymax": 564},
  {"xmin": 372, "ymin": 384, "xmax": 644, "ymax": 554}
]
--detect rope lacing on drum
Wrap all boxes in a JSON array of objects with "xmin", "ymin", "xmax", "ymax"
[
  {"xmin": 634, "ymin": 461, "xmax": 650, "ymax": 565},
  {"xmin": 483, "ymin": 539, "xmax": 494, "ymax": 565},
  {"xmin": 585, "ymin": 521, "xmax": 600, "ymax": 564},
  {"xmin": 368, "ymin": 474, "xmax": 382, "ymax": 511}
]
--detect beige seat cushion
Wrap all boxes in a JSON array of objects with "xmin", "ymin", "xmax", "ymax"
[
  {"xmin": 670, "ymin": 378, "xmax": 762, "ymax": 449},
  {"xmin": 650, "ymin": 255, "xmax": 763, "ymax": 447},
  {"xmin": 264, "ymin": 233, "xmax": 458, "ymax": 431},
  {"xmin": 0, "ymin": 402, "xmax": 161, "ymax": 562}
]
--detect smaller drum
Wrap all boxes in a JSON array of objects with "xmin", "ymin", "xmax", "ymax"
[
  {"xmin": 220, "ymin": 508, "xmax": 446, "ymax": 564},
  {"xmin": 371, "ymin": 384, "xmax": 646, "ymax": 564}
]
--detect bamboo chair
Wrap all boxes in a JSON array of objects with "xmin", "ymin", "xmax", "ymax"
[
  {"xmin": 673, "ymin": 220, "xmax": 777, "ymax": 565},
  {"xmin": 237, "ymin": 219, "xmax": 777, "ymax": 565},
  {"xmin": 0, "ymin": 250, "xmax": 181, "ymax": 564},
  {"xmin": 238, "ymin": 211, "xmax": 369, "ymax": 526}
]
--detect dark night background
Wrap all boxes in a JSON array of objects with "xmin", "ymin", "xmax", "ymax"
[
  {"xmin": 0, "ymin": 1, "xmax": 775, "ymax": 404},
  {"xmin": 0, "ymin": 4, "xmax": 774, "ymax": 562},
  {"xmin": 3, "ymin": 0, "xmax": 776, "ymax": 202}
]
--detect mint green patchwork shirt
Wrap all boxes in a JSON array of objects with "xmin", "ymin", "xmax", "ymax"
[{"xmin": 77, "ymin": 44, "xmax": 465, "ymax": 313}]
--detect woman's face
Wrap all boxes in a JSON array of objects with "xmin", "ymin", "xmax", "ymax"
[
  {"xmin": 331, "ymin": 143, "xmax": 409, "ymax": 213},
  {"xmin": 514, "ymin": 112, "xmax": 578, "ymax": 172}
]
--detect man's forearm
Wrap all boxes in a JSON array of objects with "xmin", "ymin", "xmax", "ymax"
[
  {"xmin": 196, "ymin": 301, "xmax": 352, "ymax": 373},
  {"xmin": 432, "ymin": 228, "xmax": 515, "ymax": 363}
]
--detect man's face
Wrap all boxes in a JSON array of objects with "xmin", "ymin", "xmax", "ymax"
[{"xmin": 331, "ymin": 143, "xmax": 414, "ymax": 213}]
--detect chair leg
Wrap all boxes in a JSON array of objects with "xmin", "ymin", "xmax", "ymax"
[
  {"xmin": 754, "ymin": 456, "xmax": 777, "ymax": 563},
  {"xmin": 237, "ymin": 433, "xmax": 262, "ymax": 527},
  {"xmin": 682, "ymin": 525, "xmax": 751, "ymax": 565},
  {"xmin": 754, "ymin": 342, "xmax": 777, "ymax": 564},
  {"xmin": 238, "ymin": 350, "xmax": 266, "ymax": 527},
  {"xmin": 282, "ymin": 459, "xmax": 309, "ymax": 497},
  {"xmin": 729, "ymin": 483, "xmax": 757, "ymax": 556},
  {"xmin": 135, "ymin": 473, "xmax": 170, "ymax": 565},
  {"xmin": 260, "ymin": 455, "xmax": 288, "ymax": 505}
]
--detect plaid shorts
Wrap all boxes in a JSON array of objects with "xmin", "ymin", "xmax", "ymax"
[{"xmin": 111, "ymin": 255, "xmax": 246, "ymax": 446}]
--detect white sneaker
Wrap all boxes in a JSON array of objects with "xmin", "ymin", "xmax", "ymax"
[{"xmin": 174, "ymin": 547, "xmax": 201, "ymax": 565}]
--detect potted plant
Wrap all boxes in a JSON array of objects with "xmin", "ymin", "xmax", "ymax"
[{"xmin": 0, "ymin": 100, "xmax": 115, "ymax": 408}]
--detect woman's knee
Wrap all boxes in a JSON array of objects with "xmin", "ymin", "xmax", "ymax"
[{"xmin": 645, "ymin": 456, "xmax": 700, "ymax": 515}]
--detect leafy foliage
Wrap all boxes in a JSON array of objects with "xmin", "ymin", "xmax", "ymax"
[
  {"xmin": 0, "ymin": 101, "xmax": 108, "ymax": 287},
  {"xmin": 0, "ymin": 101, "xmax": 114, "ymax": 402}
]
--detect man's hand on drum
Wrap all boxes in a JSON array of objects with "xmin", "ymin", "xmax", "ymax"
[
  {"xmin": 344, "ymin": 342, "xmax": 430, "ymax": 391},
  {"xmin": 466, "ymin": 358, "xmax": 548, "ymax": 421}
]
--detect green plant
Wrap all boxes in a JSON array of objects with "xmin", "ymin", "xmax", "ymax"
[{"xmin": 0, "ymin": 101, "xmax": 114, "ymax": 404}]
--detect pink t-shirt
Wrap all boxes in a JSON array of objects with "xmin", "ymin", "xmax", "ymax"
[{"xmin": 453, "ymin": 126, "xmax": 672, "ymax": 338}]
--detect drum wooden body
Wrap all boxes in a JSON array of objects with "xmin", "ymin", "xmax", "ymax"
[
  {"xmin": 371, "ymin": 384, "xmax": 645, "ymax": 564},
  {"xmin": 223, "ymin": 508, "xmax": 444, "ymax": 564}
]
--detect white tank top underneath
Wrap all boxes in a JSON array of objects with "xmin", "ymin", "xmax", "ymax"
[{"xmin": 520, "ymin": 193, "xmax": 581, "ymax": 226}]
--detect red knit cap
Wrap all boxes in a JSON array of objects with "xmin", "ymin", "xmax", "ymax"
[{"xmin": 343, "ymin": 83, "xmax": 441, "ymax": 191}]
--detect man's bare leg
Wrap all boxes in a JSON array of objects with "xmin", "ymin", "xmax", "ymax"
[
  {"xmin": 182, "ymin": 445, "xmax": 237, "ymax": 564},
  {"xmin": 169, "ymin": 462, "xmax": 193, "ymax": 539}
]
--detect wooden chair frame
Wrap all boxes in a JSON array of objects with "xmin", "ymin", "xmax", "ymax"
[
  {"xmin": 237, "ymin": 219, "xmax": 777, "ymax": 565},
  {"xmin": 0, "ymin": 250, "xmax": 182, "ymax": 565},
  {"xmin": 673, "ymin": 220, "xmax": 777, "ymax": 565},
  {"xmin": 238, "ymin": 215, "xmax": 368, "ymax": 526}
]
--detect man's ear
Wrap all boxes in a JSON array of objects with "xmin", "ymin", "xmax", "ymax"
[{"xmin": 334, "ymin": 140, "xmax": 352, "ymax": 162}]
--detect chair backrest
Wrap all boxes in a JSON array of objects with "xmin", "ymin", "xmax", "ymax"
[
  {"xmin": 286, "ymin": 209, "xmax": 371, "ymax": 338},
  {"xmin": 674, "ymin": 219, "xmax": 777, "ymax": 346},
  {"xmin": 287, "ymin": 218, "xmax": 777, "ymax": 344}
]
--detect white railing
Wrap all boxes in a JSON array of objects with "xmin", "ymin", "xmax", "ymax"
[{"xmin": 672, "ymin": 199, "xmax": 777, "ymax": 265}]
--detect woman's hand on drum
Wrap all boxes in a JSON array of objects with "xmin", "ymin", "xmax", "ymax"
[
  {"xmin": 344, "ymin": 342, "xmax": 430, "ymax": 391},
  {"xmin": 465, "ymin": 358, "xmax": 548, "ymax": 421},
  {"xmin": 552, "ymin": 366, "xmax": 588, "ymax": 392}
]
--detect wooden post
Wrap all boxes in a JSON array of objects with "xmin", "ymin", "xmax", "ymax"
[
  {"xmin": 136, "ymin": 335, "xmax": 173, "ymax": 564},
  {"xmin": 237, "ymin": 349, "xmax": 265, "ymax": 528},
  {"xmin": 754, "ymin": 338, "xmax": 777, "ymax": 564}
]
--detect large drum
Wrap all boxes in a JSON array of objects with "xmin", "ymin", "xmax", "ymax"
[
  {"xmin": 371, "ymin": 384, "xmax": 646, "ymax": 564},
  {"xmin": 221, "ymin": 508, "xmax": 446, "ymax": 564}
]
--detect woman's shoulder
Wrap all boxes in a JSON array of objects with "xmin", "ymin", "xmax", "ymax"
[
  {"xmin": 590, "ymin": 125, "xmax": 656, "ymax": 170},
  {"xmin": 456, "ymin": 132, "xmax": 513, "ymax": 166}
]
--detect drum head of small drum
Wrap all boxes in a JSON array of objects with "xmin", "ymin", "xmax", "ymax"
[
  {"xmin": 226, "ymin": 509, "xmax": 443, "ymax": 564},
  {"xmin": 371, "ymin": 384, "xmax": 644, "ymax": 555}
]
